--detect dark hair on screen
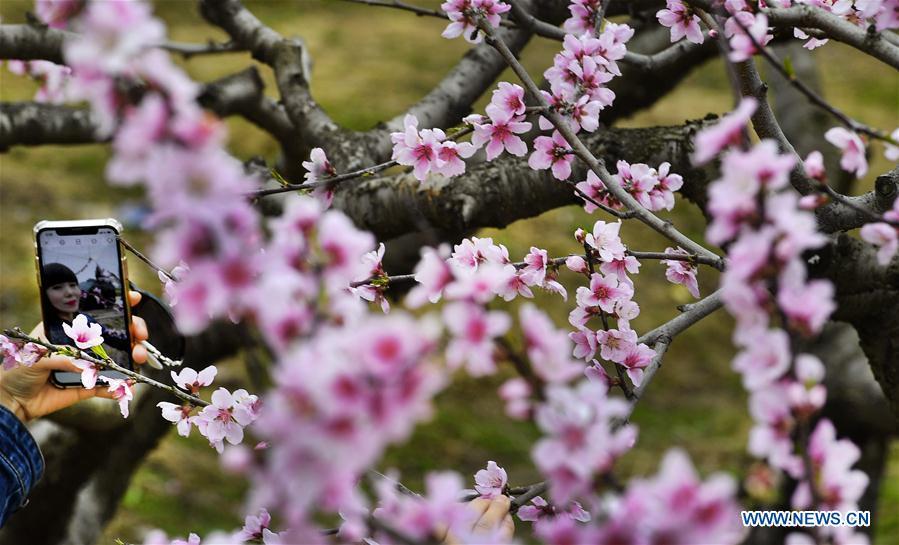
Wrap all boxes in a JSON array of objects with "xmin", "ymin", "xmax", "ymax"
[{"xmin": 40, "ymin": 263, "xmax": 79, "ymax": 334}]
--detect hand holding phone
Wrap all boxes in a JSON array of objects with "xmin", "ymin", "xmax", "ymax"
[{"xmin": 0, "ymin": 290, "xmax": 149, "ymax": 422}]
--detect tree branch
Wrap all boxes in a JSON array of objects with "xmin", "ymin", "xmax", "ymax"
[
  {"xmin": 331, "ymin": 121, "xmax": 717, "ymax": 240},
  {"xmin": 479, "ymin": 20, "xmax": 724, "ymax": 266},
  {"xmin": 0, "ymin": 102, "xmax": 99, "ymax": 150},
  {"xmin": 0, "ymin": 24, "xmax": 68, "ymax": 64}
]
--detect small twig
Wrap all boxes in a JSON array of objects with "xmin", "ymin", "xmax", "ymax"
[
  {"xmin": 159, "ymin": 40, "xmax": 242, "ymax": 57},
  {"xmin": 117, "ymin": 236, "xmax": 174, "ymax": 281},
  {"xmin": 340, "ymin": 0, "xmax": 517, "ymax": 28},
  {"xmin": 4, "ymin": 328, "xmax": 208, "ymax": 407},
  {"xmin": 248, "ymin": 126, "xmax": 474, "ymax": 199},
  {"xmin": 702, "ymin": 0, "xmax": 891, "ymax": 142},
  {"xmin": 141, "ymin": 340, "xmax": 182, "ymax": 368},
  {"xmin": 510, "ymin": 481, "xmax": 548, "ymax": 510},
  {"xmin": 496, "ymin": 337, "xmax": 544, "ymax": 401}
]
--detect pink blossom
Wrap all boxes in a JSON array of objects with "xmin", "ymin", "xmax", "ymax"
[
  {"xmin": 351, "ymin": 243, "xmax": 390, "ymax": 313},
  {"xmin": 496, "ymin": 265, "xmax": 535, "ymax": 301},
  {"xmin": 36, "ymin": 0, "xmax": 83, "ymax": 28},
  {"xmin": 102, "ymin": 378, "xmax": 134, "ymax": 418},
  {"xmin": 777, "ymin": 265, "xmax": 835, "ymax": 336},
  {"xmin": 443, "ymin": 302, "xmax": 510, "ymax": 376},
  {"xmin": 473, "ymin": 460, "xmax": 508, "ymax": 498},
  {"xmin": 0, "ymin": 336, "xmax": 21, "ymax": 371},
  {"xmin": 71, "ymin": 358, "xmax": 100, "ymax": 389},
  {"xmin": 576, "ymin": 272, "xmax": 633, "ymax": 314},
  {"xmin": 732, "ymin": 328, "xmax": 791, "ymax": 390},
  {"xmin": 613, "ymin": 160, "xmax": 659, "ymax": 209},
  {"xmin": 520, "ymin": 246, "xmax": 550, "ymax": 286},
  {"xmin": 237, "ymin": 508, "xmax": 274, "ymax": 542},
  {"xmin": 528, "ymin": 131, "xmax": 574, "ymax": 180},
  {"xmin": 748, "ymin": 384, "xmax": 802, "ymax": 475},
  {"xmin": 407, "ymin": 245, "xmax": 454, "ymax": 307},
  {"xmin": 65, "ymin": 0, "xmax": 165, "ymax": 73},
  {"xmin": 195, "ymin": 388, "xmax": 256, "ymax": 453},
  {"xmin": 158, "ymin": 401, "xmax": 193, "ymax": 437},
  {"xmin": 563, "ymin": 0, "xmax": 602, "ymax": 35},
  {"xmin": 63, "ymin": 313, "xmax": 105, "ymax": 350},
  {"xmin": 657, "ymin": 0, "xmax": 704, "ymax": 44},
  {"xmin": 791, "ymin": 419, "xmax": 869, "ymax": 513},
  {"xmin": 574, "ymin": 170, "xmax": 617, "ymax": 213},
  {"xmin": 486, "ymin": 82, "xmax": 526, "ymax": 119},
  {"xmin": 585, "ymin": 220, "xmax": 626, "ymax": 262},
  {"xmin": 692, "ymin": 97, "xmax": 757, "ymax": 165},
  {"xmin": 599, "ymin": 255, "xmax": 641, "ymax": 284},
  {"xmin": 569, "ymin": 327, "xmax": 598, "ymax": 361},
  {"xmin": 435, "ymin": 140, "xmax": 476, "ymax": 177},
  {"xmin": 450, "ymin": 236, "xmax": 508, "ymax": 270},
  {"xmin": 619, "ymin": 342, "xmax": 655, "ymax": 386},
  {"xmin": 662, "ymin": 246, "xmax": 700, "ymax": 298},
  {"xmin": 14, "ymin": 343, "xmax": 48, "ymax": 367},
  {"xmin": 584, "ymin": 360, "xmax": 612, "ymax": 388},
  {"xmin": 825, "ymin": 127, "xmax": 868, "ymax": 178},
  {"xmin": 596, "ymin": 327, "xmax": 637, "ymax": 364},
  {"xmin": 605, "ymin": 448, "xmax": 741, "ymax": 544},
  {"xmin": 498, "ymin": 377, "xmax": 532, "ymax": 420},
  {"xmin": 650, "ymin": 161, "xmax": 683, "ymax": 211},
  {"xmin": 885, "ymin": 127, "xmax": 899, "ymax": 161},
  {"xmin": 803, "ymin": 150, "xmax": 826, "ymax": 182},
  {"xmin": 520, "ymin": 304, "xmax": 583, "ymax": 383},
  {"xmin": 302, "ymin": 147, "xmax": 337, "ymax": 186},
  {"xmin": 518, "ymin": 496, "xmax": 591, "ymax": 523},
  {"xmin": 441, "ymin": 0, "xmax": 511, "ymax": 43},
  {"xmin": 565, "ymin": 255, "xmax": 588, "ymax": 274},
  {"xmin": 726, "ymin": 12, "xmax": 772, "ymax": 62},
  {"xmin": 443, "ymin": 262, "xmax": 514, "ymax": 303},
  {"xmin": 860, "ymin": 222, "xmax": 898, "ymax": 265},
  {"xmin": 391, "ymin": 114, "xmax": 444, "ymax": 181},
  {"xmin": 533, "ymin": 381, "xmax": 636, "ymax": 503},
  {"xmin": 470, "ymin": 109, "xmax": 531, "ymax": 160},
  {"xmin": 171, "ymin": 365, "xmax": 218, "ymax": 394},
  {"xmin": 318, "ymin": 211, "xmax": 375, "ymax": 290}
]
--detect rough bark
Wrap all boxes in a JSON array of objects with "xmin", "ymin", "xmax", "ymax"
[{"xmin": 332, "ymin": 120, "xmax": 716, "ymax": 240}]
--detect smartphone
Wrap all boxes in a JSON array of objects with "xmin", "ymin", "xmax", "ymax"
[{"xmin": 34, "ymin": 219, "xmax": 133, "ymax": 388}]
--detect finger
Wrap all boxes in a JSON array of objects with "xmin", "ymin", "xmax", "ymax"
[
  {"xmin": 131, "ymin": 315, "xmax": 148, "ymax": 344},
  {"xmin": 128, "ymin": 290, "xmax": 142, "ymax": 307},
  {"xmin": 499, "ymin": 514, "xmax": 514, "ymax": 541},
  {"xmin": 467, "ymin": 498, "xmax": 492, "ymax": 520},
  {"xmin": 132, "ymin": 342, "xmax": 148, "ymax": 365},
  {"xmin": 474, "ymin": 495, "xmax": 511, "ymax": 534},
  {"xmin": 33, "ymin": 354, "xmax": 82, "ymax": 373}
]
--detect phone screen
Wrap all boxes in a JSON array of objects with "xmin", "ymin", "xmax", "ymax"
[{"xmin": 37, "ymin": 225, "xmax": 131, "ymax": 386}]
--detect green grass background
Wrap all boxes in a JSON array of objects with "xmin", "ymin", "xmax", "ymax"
[{"xmin": 0, "ymin": 1, "xmax": 897, "ymax": 542}]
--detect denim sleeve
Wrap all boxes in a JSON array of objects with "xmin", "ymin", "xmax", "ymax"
[{"xmin": 0, "ymin": 405, "xmax": 43, "ymax": 527}]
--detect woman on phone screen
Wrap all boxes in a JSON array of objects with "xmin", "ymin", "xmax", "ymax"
[{"xmin": 39, "ymin": 263, "xmax": 130, "ymax": 355}]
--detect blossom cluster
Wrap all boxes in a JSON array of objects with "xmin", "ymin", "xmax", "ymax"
[
  {"xmin": 575, "ymin": 160, "xmax": 684, "ymax": 213},
  {"xmin": 390, "ymin": 114, "xmax": 476, "ymax": 181},
  {"xmin": 655, "ymin": 0, "xmax": 899, "ymax": 55},
  {"xmin": 440, "ymin": 0, "xmax": 510, "ymax": 43},
  {"xmin": 567, "ymin": 221, "xmax": 659, "ymax": 387},
  {"xmin": 0, "ymin": 335, "xmax": 48, "ymax": 370},
  {"xmin": 5, "ymin": 60, "xmax": 72, "ymax": 103},
  {"xmin": 698, "ymin": 104, "xmax": 870, "ymax": 543},
  {"xmin": 513, "ymin": 448, "xmax": 741, "ymax": 545},
  {"xmin": 248, "ymin": 314, "xmax": 444, "ymax": 530}
]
